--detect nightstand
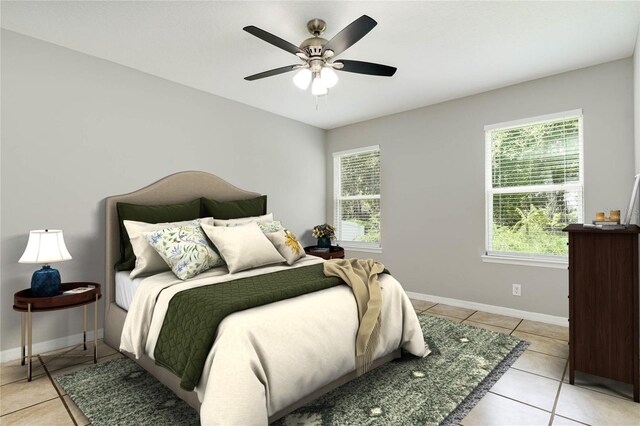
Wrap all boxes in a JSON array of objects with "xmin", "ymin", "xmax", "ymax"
[
  {"xmin": 13, "ymin": 282, "xmax": 101, "ymax": 381},
  {"xmin": 304, "ymin": 245, "xmax": 345, "ymax": 260}
]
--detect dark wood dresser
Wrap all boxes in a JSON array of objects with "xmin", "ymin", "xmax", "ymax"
[{"xmin": 563, "ymin": 224, "xmax": 639, "ymax": 402}]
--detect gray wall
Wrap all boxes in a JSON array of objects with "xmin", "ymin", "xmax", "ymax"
[
  {"xmin": 327, "ymin": 59, "xmax": 634, "ymax": 317},
  {"xmin": 633, "ymin": 28, "xmax": 640, "ymax": 173},
  {"xmin": 0, "ymin": 30, "xmax": 326, "ymax": 355}
]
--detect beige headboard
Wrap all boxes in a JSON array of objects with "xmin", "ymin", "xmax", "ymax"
[{"xmin": 104, "ymin": 171, "xmax": 261, "ymax": 308}]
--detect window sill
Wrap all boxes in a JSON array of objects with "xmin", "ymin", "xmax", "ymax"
[
  {"xmin": 481, "ymin": 254, "xmax": 567, "ymax": 269},
  {"xmin": 339, "ymin": 244, "xmax": 383, "ymax": 254}
]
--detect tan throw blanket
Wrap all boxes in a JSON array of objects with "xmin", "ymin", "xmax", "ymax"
[{"xmin": 324, "ymin": 258, "xmax": 384, "ymax": 376}]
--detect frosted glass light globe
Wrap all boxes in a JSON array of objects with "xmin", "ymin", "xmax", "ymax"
[
  {"xmin": 320, "ymin": 67, "xmax": 338, "ymax": 88},
  {"xmin": 311, "ymin": 76, "xmax": 328, "ymax": 96},
  {"xmin": 292, "ymin": 68, "xmax": 312, "ymax": 90}
]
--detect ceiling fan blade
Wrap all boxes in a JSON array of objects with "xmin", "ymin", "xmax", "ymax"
[
  {"xmin": 244, "ymin": 65, "xmax": 298, "ymax": 81},
  {"xmin": 243, "ymin": 26, "xmax": 304, "ymax": 56},
  {"xmin": 322, "ymin": 15, "xmax": 377, "ymax": 57},
  {"xmin": 336, "ymin": 60, "xmax": 397, "ymax": 77}
]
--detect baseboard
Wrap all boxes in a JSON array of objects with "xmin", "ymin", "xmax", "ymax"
[
  {"xmin": 0, "ymin": 328, "xmax": 104, "ymax": 363},
  {"xmin": 406, "ymin": 291, "xmax": 568, "ymax": 327}
]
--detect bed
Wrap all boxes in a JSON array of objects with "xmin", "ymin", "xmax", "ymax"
[{"xmin": 104, "ymin": 171, "xmax": 426, "ymax": 425}]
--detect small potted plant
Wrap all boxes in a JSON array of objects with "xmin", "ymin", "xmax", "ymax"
[{"xmin": 312, "ymin": 224, "xmax": 336, "ymax": 249}]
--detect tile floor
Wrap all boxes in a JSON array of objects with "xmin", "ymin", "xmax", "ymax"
[
  {"xmin": 0, "ymin": 302, "xmax": 638, "ymax": 425},
  {"xmin": 412, "ymin": 299, "xmax": 640, "ymax": 425},
  {"xmin": 0, "ymin": 341, "xmax": 122, "ymax": 425}
]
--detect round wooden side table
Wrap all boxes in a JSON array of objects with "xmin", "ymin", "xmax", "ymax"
[
  {"xmin": 304, "ymin": 245, "xmax": 345, "ymax": 260},
  {"xmin": 13, "ymin": 282, "xmax": 101, "ymax": 381}
]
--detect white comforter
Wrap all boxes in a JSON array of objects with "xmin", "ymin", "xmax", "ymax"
[{"xmin": 120, "ymin": 256, "xmax": 426, "ymax": 425}]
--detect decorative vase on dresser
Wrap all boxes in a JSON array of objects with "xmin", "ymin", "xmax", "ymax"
[{"xmin": 563, "ymin": 224, "xmax": 639, "ymax": 402}]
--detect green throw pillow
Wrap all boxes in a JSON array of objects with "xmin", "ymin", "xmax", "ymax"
[
  {"xmin": 115, "ymin": 199, "xmax": 201, "ymax": 271},
  {"xmin": 201, "ymin": 195, "xmax": 267, "ymax": 220}
]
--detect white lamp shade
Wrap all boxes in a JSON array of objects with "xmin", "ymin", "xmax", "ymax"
[
  {"xmin": 292, "ymin": 68, "xmax": 312, "ymax": 90},
  {"xmin": 19, "ymin": 230, "xmax": 72, "ymax": 264},
  {"xmin": 320, "ymin": 67, "xmax": 338, "ymax": 88},
  {"xmin": 311, "ymin": 75, "xmax": 328, "ymax": 96}
]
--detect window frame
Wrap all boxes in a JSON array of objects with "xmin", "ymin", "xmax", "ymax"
[
  {"xmin": 483, "ymin": 109, "xmax": 584, "ymax": 268},
  {"xmin": 333, "ymin": 145, "xmax": 382, "ymax": 253}
]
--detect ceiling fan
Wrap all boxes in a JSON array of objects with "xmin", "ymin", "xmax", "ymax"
[{"xmin": 243, "ymin": 15, "xmax": 397, "ymax": 96}]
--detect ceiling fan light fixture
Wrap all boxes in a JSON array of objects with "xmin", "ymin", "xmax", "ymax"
[
  {"xmin": 320, "ymin": 67, "xmax": 338, "ymax": 88},
  {"xmin": 293, "ymin": 68, "xmax": 312, "ymax": 90},
  {"xmin": 244, "ymin": 15, "xmax": 396, "ymax": 100},
  {"xmin": 311, "ymin": 74, "xmax": 328, "ymax": 96}
]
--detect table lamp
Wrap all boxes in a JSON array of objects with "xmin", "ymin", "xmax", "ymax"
[{"xmin": 19, "ymin": 229, "xmax": 72, "ymax": 297}]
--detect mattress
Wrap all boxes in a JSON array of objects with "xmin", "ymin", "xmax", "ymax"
[{"xmin": 115, "ymin": 271, "xmax": 145, "ymax": 311}]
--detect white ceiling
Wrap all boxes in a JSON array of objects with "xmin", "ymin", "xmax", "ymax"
[{"xmin": 2, "ymin": 1, "xmax": 639, "ymax": 129}]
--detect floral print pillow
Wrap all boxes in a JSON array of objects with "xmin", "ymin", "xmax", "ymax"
[
  {"xmin": 144, "ymin": 225, "xmax": 225, "ymax": 280},
  {"xmin": 257, "ymin": 221, "xmax": 284, "ymax": 233},
  {"xmin": 264, "ymin": 229, "xmax": 306, "ymax": 265}
]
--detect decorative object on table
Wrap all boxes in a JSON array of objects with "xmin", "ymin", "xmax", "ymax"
[
  {"xmin": 591, "ymin": 209, "xmax": 624, "ymax": 228},
  {"xmin": 62, "ymin": 285, "xmax": 96, "ymax": 295},
  {"xmin": 56, "ymin": 315, "xmax": 527, "ymax": 426},
  {"xmin": 19, "ymin": 229, "xmax": 72, "ymax": 297},
  {"xmin": 623, "ymin": 173, "xmax": 640, "ymax": 226},
  {"xmin": 312, "ymin": 223, "xmax": 336, "ymax": 248},
  {"xmin": 609, "ymin": 209, "xmax": 621, "ymax": 224}
]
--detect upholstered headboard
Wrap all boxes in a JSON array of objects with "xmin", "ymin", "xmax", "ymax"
[{"xmin": 104, "ymin": 171, "xmax": 261, "ymax": 307}]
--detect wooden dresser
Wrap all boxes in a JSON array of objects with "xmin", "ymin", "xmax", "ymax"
[{"xmin": 563, "ymin": 224, "xmax": 639, "ymax": 402}]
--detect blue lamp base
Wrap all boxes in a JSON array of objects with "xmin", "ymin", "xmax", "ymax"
[{"xmin": 31, "ymin": 265, "xmax": 61, "ymax": 297}]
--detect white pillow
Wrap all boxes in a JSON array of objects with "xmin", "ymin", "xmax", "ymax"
[
  {"xmin": 264, "ymin": 229, "xmax": 306, "ymax": 265},
  {"xmin": 144, "ymin": 224, "xmax": 224, "ymax": 280},
  {"xmin": 201, "ymin": 222, "xmax": 285, "ymax": 273},
  {"xmin": 124, "ymin": 217, "xmax": 214, "ymax": 279},
  {"xmin": 213, "ymin": 213, "xmax": 273, "ymax": 226}
]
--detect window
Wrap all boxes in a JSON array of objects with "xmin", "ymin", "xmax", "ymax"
[
  {"xmin": 485, "ymin": 110, "xmax": 583, "ymax": 265},
  {"xmin": 333, "ymin": 145, "xmax": 381, "ymax": 251}
]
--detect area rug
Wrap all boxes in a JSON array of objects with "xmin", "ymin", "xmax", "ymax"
[{"xmin": 56, "ymin": 314, "xmax": 527, "ymax": 426}]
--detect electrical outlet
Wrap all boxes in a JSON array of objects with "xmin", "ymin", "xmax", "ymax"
[{"xmin": 512, "ymin": 284, "xmax": 521, "ymax": 296}]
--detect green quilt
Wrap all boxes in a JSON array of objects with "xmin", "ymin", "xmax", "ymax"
[{"xmin": 153, "ymin": 263, "xmax": 344, "ymax": 391}]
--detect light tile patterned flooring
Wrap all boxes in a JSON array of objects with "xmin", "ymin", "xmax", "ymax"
[
  {"xmin": 412, "ymin": 299, "xmax": 640, "ymax": 425},
  {"xmin": 0, "ymin": 302, "xmax": 638, "ymax": 425}
]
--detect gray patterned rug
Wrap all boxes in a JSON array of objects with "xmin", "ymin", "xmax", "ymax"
[{"xmin": 56, "ymin": 314, "xmax": 527, "ymax": 425}]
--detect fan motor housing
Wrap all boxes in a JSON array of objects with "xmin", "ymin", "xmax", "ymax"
[{"xmin": 300, "ymin": 37, "xmax": 327, "ymax": 57}]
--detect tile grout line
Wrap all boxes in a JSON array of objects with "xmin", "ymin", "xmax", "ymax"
[
  {"xmin": 0, "ymin": 370, "xmax": 47, "ymax": 387},
  {"xmin": 486, "ymin": 390, "xmax": 553, "ymax": 414},
  {"xmin": 509, "ymin": 318, "xmax": 525, "ymax": 336},
  {"xmin": 509, "ymin": 366, "xmax": 564, "ymax": 383},
  {"xmin": 420, "ymin": 303, "xmax": 478, "ymax": 322},
  {"xmin": 461, "ymin": 310, "xmax": 477, "ymax": 321},
  {"xmin": 547, "ymin": 357, "xmax": 569, "ymax": 425},
  {"xmin": 0, "ymin": 396, "xmax": 61, "ymax": 418},
  {"xmin": 462, "ymin": 320, "xmax": 514, "ymax": 333},
  {"xmin": 512, "ymin": 329, "xmax": 569, "ymax": 343},
  {"xmin": 41, "ymin": 354, "xmax": 78, "ymax": 426},
  {"xmin": 524, "ymin": 348, "xmax": 568, "ymax": 360}
]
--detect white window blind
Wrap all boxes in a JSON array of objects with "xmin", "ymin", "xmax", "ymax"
[
  {"xmin": 333, "ymin": 146, "xmax": 381, "ymax": 250},
  {"xmin": 485, "ymin": 110, "xmax": 583, "ymax": 260}
]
